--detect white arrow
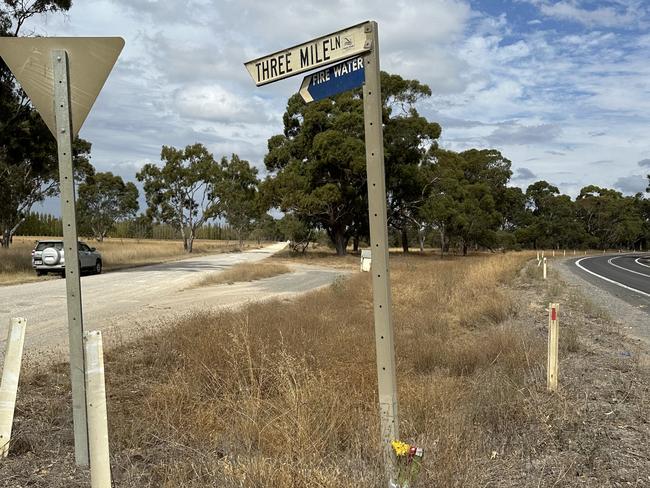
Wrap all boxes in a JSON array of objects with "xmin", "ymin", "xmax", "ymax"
[{"xmin": 299, "ymin": 75, "xmax": 314, "ymax": 103}]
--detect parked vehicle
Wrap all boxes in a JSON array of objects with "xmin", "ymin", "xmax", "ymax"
[{"xmin": 31, "ymin": 240, "xmax": 103, "ymax": 276}]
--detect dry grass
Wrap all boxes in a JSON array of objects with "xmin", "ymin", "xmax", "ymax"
[
  {"xmin": 0, "ymin": 236, "xmax": 260, "ymax": 285},
  {"xmin": 192, "ymin": 262, "xmax": 291, "ymax": 287},
  {"xmin": 5, "ymin": 251, "xmax": 552, "ymax": 488}
]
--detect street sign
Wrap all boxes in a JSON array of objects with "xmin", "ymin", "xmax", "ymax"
[
  {"xmin": 0, "ymin": 37, "xmax": 124, "ymax": 137},
  {"xmin": 299, "ymin": 56, "xmax": 364, "ymax": 103},
  {"xmin": 0, "ymin": 37, "xmax": 124, "ymax": 468},
  {"xmin": 244, "ymin": 21, "xmax": 399, "ymax": 487},
  {"xmin": 244, "ymin": 22, "xmax": 370, "ymax": 86}
]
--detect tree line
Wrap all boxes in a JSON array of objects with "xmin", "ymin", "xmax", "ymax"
[{"xmin": 1, "ymin": 1, "xmax": 649, "ymax": 254}]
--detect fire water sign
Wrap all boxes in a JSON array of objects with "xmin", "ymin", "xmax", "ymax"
[{"xmin": 299, "ymin": 56, "xmax": 365, "ymax": 103}]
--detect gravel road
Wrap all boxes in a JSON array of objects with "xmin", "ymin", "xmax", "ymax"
[{"xmin": 0, "ymin": 242, "xmax": 347, "ymax": 359}]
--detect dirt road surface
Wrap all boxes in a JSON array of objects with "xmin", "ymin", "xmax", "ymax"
[{"xmin": 0, "ymin": 242, "xmax": 346, "ymax": 359}]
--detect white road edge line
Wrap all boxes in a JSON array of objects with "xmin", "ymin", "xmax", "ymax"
[
  {"xmin": 635, "ymin": 257, "xmax": 650, "ymax": 269},
  {"xmin": 575, "ymin": 257, "xmax": 650, "ymax": 298},
  {"xmin": 608, "ymin": 256, "xmax": 650, "ymax": 278}
]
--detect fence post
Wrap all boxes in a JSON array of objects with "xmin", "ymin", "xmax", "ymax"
[
  {"xmin": 0, "ymin": 318, "xmax": 27, "ymax": 457},
  {"xmin": 543, "ymin": 257, "xmax": 547, "ymax": 280},
  {"xmin": 547, "ymin": 304, "xmax": 559, "ymax": 392},
  {"xmin": 84, "ymin": 331, "xmax": 112, "ymax": 488}
]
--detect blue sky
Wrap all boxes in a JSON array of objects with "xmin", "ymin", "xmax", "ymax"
[{"xmin": 21, "ymin": 0, "xmax": 650, "ymax": 214}]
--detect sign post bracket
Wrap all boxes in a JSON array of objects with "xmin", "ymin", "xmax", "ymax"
[{"xmin": 52, "ymin": 49, "xmax": 90, "ymax": 467}]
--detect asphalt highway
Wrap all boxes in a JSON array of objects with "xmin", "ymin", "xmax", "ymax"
[{"xmin": 570, "ymin": 253, "xmax": 650, "ymax": 313}]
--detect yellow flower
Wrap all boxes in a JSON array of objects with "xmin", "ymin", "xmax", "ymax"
[{"xmin": 391, "ymin": 440, "xmax": 410, "ymax": 457}]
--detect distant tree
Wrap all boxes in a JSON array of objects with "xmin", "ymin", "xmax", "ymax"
[
  {"xmin": 278, "ymin": 214, "xmax": 312, "ymax": 253},
  {"xmin": 77, "ymin": 172, "xmax": 139, "ymax": 241},
  {"xmin": 219, "ymin": 154, "xmax": 261, "ymax": 248},
  {"xmin": 382, "ymin": 73, "xmax": 441, "ymax": 252},
  {"xmin": 137, "ymin": 143, "xmax": 223, "ymax": 253}
]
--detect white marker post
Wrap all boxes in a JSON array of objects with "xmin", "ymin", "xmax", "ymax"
[
  {"xmin": 84, "ymin": 331, "xmax": 112, "ymax": 488},
  {"xmin": 543, "ymin": 257, "xmax": 547, "ymax": 280},
  {"xmin": 547, "ymin": 304, "xmax": 559, "ymax": 392},
  {"xmin": 245, "ymin": 22, "xmax": 399, "ymax": 485},
  {"xmin": 361, "ymin": 249, "xmax": 372, "ymax": 272},
  {"xmin": 0, "ymin": 318, "xmax": 27, "ymax": 457},
  {"xmin": 0, "ymin": 37, "xmax": 124, "ymax": 467}
]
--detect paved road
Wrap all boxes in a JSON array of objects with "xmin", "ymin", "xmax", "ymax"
[
  {"xmin": 0, "ymin": 242, "xmax": 346, "ymax": 359},
  {"xmin": 569, "ymin": 253, "xmax": 650, "ymax": 313}
]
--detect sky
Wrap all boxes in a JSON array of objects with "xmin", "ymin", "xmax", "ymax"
[{"xmin": 21, "ymin": 0, "xmax": 650, "ymax": 214}]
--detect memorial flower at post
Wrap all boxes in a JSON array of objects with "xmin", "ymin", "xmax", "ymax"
[{"xmin": 390, "ymin": 440, "xmax": 424, "ymax": 487}]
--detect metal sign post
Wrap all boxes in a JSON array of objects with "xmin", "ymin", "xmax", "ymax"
[
  {"xmin": 0, "ymin": 36, "xmax": 124, "ymax": 468},
  {"xmin": 361, "ymin": 22, "xmax": 399, "ymax": 481},
  {"xmin": 245, "ymin": 21, "xmax": 398, "ymax": 485},
  {"xmin": 52, "ymin": 49, "xmax": 90, "ymax": 466}
]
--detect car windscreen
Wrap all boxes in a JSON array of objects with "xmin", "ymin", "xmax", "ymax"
[{"xmin": 35, "ymin": 242, "xmax": 64, "ymax": 251}]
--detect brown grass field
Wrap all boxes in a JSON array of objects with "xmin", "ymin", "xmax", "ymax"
[
  {"xmin": 0, "ymin": 236, "xmax": 259, "ymax": 285},
  {"xmin": 2, "ymin": 251, "xmax": 649, "ymax": 487},
  {"xmin": 191, "ymin": 262, "xmax": 291, "ymax": 288}
]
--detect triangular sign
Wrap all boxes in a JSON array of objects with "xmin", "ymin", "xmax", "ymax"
[{"xmin": 0, "ymin": 37, "xmax": 124, "ymax": 137}]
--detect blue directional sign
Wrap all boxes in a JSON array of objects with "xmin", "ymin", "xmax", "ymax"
[{"xmin": 299, "ymin": 56, "xmax": 365, "ymax": 103}]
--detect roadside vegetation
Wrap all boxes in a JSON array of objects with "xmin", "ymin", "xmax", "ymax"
[
  {"xmin": 5, "ymin": 252, "xmax": 536, "ymax": 486},
  {"xmin": 191, "ymin": 262, "xmax": 291, "ymax": 288},
  {"xmin": 0, "ymin": 236, "xmax": 259, "ymax": 286},
  {"xmin": 4, "ymin": 252, "xmax": 649, "ymax": 486}
]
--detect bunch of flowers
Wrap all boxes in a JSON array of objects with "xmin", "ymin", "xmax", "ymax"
[{"xmin": 390, "ymin": 440, "xmax": 424, "ymax": 487}]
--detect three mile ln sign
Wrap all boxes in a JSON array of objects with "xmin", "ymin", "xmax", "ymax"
[
  {"xmin": 299, "ymin": 55, "xmax": 365, "ymax": 103},
  {"xmin": 244, "ymin": 22, "xmax": 370, "ymax": 86}
]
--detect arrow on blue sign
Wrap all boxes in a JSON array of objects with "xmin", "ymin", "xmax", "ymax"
[{"xmin": 299, "ymin": 56, "xmax": 365, "ymax": 103}]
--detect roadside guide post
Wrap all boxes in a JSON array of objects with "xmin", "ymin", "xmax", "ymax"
[
  {"xmin": 84, "ymin": 331, "xmax": 112, "ymax": 487},
  {"xmin": 547, "ymin": 304, "xmax": 559, "ymax": 391},
  {"xmin": 0, "ymin": 37, "xmax": 124, "ymax": 467},
  {"xmin": 0, "ymin": 318, "xmax": 27, "ymax": 457},
  {"xmin": 244, "ymin": 21, "xmax": 399, "ymax": 485}
]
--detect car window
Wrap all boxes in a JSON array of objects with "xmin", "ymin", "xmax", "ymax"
[
  {"xmin": 36, "ymin": 242, "xmax": 63, "ymax": 251},
  {"xmin": 79, "ymin": 243, "xmax": 90, "ymax": 252}
]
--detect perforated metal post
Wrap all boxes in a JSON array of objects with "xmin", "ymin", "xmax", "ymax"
[
  {"xmin": 52, "ymin": 49, "xmax": 89, "ymax": 466},
  {"xmin": 0, "ymin": 318, "xmax": 26, "ymax": 457},
  {"xmin": 363, "ymin": 21, "xmax": 399, "ymax": 486}
]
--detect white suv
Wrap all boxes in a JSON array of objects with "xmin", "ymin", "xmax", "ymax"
[{"xmin": 32, "ymin": 240, "xmax": 103, "ymax": 276}]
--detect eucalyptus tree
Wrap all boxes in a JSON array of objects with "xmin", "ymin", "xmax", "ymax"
[{"xmin": 137, "ymin": 143, "xmax": 223, "ymax": 253}]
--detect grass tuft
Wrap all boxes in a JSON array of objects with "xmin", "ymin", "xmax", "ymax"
[{"xmin": 192, "ymin": 262, "xmax": 291, "ymax": 287}]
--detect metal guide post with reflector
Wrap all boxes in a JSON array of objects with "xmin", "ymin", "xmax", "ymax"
[
  {"xmin": 244, "ymin": 21, "xmax": 399, "ymax": 486},
  {"xmin": 0, "ymin": 37, "xmax": 124, "ymax": 467}
]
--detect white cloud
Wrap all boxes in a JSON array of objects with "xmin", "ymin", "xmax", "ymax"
[{"xmin": 18, "ymin": 0, "xmax": 650, "ymax": 203}]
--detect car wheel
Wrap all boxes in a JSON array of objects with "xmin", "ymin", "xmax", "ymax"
[
  {"xmin": 36, "ymin": 270, "xmax": 46, "ymax": 277},
  {"xmin": 95, "ymin": 260, "xmax": 102, "ymax": 275}
]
